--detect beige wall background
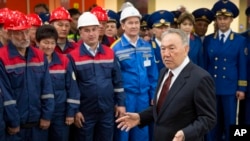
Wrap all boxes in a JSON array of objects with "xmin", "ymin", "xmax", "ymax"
[{"xmin": 104, "ymin": 0, "xmax": 248, "ymax": 35}]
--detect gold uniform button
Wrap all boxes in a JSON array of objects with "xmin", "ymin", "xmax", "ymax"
[
  {"xmin": 223, "ymin": 67, "xmax": 226, "ymax": 70},
  {"xmin": 215, "ymin": 57, "xmax": 218, "ymax": 61},
  {"xmin": 214, "ymin": 66, "xmax": 218, "ymax": 69},
  {"xmin": 214, "ymin": 74, "xmax": 217, "ymax": 78},
  {"xmin": 222, "ymin": 76, "xmax": 226, "ymax": 79},
  {"xmin": 224, "ymin": 58, "xmax": 227, "ymax": 61}
]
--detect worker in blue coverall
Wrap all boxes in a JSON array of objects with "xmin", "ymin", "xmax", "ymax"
[
  {"xmin": 147, "ymin": 10, "xmax": 175, "ymax": 72},
  {"xmin": 2, "ymin": 78, "xmax": 20, "ymax": 141},
  {"xmin": 0, "ymin": 8, "xmax": 10, "ymax": 48},
  {"xmin": 177, "ymin": 12, "xmax": 204, "ymax": 68},
  {"xmin": 0, "ymin": 10, "xmax": 54, "ymax": 141},
  {"xmin": 35, "ymin": 24, "xmax": 80, "ymax": 141},
  {"xmin": 111, "ymin": 6, "xmax": 158, "ymax": 141},
  {"xmin": 68, "ymin": 12, "xmax": 125, "ymax": 141},
  {"xmin": 49, "ymin": 7, "xmax": 79, "ymax": 54},
  {"xmin": 204, "ymin": 1, "xmax": 248, "ymax": 141}
]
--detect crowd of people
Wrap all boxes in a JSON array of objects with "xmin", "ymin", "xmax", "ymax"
[{"xmin": 0, "ymin": 0, "xmax": 249, "ymax": 141}]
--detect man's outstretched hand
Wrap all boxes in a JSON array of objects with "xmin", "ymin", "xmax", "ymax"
[{"xmin": 115, "ymin": 112, "xmax": 140, "ymax": 132}]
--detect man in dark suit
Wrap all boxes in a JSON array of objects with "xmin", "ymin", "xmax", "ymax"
[{"xmin": 116, "ymin": 28, "xmax": 216, "ymax": 141}]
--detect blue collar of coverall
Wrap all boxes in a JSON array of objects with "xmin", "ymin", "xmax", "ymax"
[
  {"xmin": 56, "ymin": 39, "xmax": 74, "ymax": 50},
  {"xmin": 79, "ymin": 42, "xmax": 105, "ymax": 56},
  {"xmin": 120, "ymin": 34, "xmax": 143, "ymax": 47},
  {"xmin": 8, "ymin": 41, "xmax": 35, "ymax": 61},
  {"xmin": 49, "ymin": 52, "xmax": 62, "ymax": 67}
]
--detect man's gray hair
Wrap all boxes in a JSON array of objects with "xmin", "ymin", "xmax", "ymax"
[{"xmin": 161, "ymin": 28, "xmax": 189, "ymax": 46}]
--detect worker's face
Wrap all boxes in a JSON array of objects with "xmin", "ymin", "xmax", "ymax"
[
  {"xmin": 105, "ymin": 22, "xmax": 117, "ymax": 37},
  {"xmin": 51, "ymin": 20, "xmax": 71, "ymax": 39},
  {"xmin": 29, "ymin": 26, "xmax": 38, "ymax": 43},
  {"xmin": 70, "ymin": 14, "xmax": 80, "ymax": 31},
  {"xmin": 179, "ymin": 19, "xmax": 193, "ymax": 35},
  {"xmin": 98, "ymin": 21, "xmax": 107, "ymax": 36},
  {"xmin": 216, "ymin": 15, "xmax": 233, "ymax": 32},
  {"xmin": 9, "ymin": 29, "xmax": 30, "ymax": 48},
  {"xmin": 122, "ymin": 17, "xmax": 140, "ymax": 37},
  {"xmin": 79, "ymin": 25, "xmax": 99, "ymax": 47},
  {"xmin": 161, "ymin": 33, "xmax": 189, "ymax": 70},
  {"xmin": 37, "ymin": 38, "xmax": 56, "ymax": 57},
  {"xmin": 194, "ymin": 20, "xmax": 209, "ymax": 36},
  {"xmin": 34, "ymin": 7, "xmax": 47, "ymax": 15}
]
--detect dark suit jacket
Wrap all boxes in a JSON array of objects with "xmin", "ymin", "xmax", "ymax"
[{"xmin": 139, "ymin": 62, "xmax": 216, "ymax": 141}]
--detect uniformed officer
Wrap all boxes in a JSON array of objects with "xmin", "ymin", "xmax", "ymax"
[
  {"xmin": 111, "ymin": 6, "xmax": 158, "ymax": 141},
  {"xmin": 0, "ymin": 10, "xmax": 54, "ymax": 141},
  {"xmin": 50, "ymin": 7, "xmax": 79, "ymax": 54},
  {"xmin": 177, "ymin": 12, "xmax": 204, "ymax": 67},
  {"xmin": 192, "ymin": 8, "xmax": 214, "ymax": 42},
  {"xmin": 104, "ymin": 9, "xmax": 119, "ymax": 47},
  {"xmin": 204, "ymin": 1, "xmax": 248, "ymax": 141},
  {"xmin": 36, "ymin": 24, "xmax": 80, "ymax": 141},
  {"xmin": 239, "ymin": 6, "xmax": 250, "ymax": 125},
  {"xmin": 147, "ymin": 10, "xmax": 175, "ymax": 71},
  {"xmin": 69, "ymin": 12, "xmax": 125, "ymax": 141},
  {"xmin": 140, "ymin": 14, "xmax": 151, "ymax": 41}
]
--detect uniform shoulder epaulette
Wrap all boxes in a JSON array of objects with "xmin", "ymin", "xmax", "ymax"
[
  {"xmin": 213, "ymin": 32, "xmax": 218, "ymax": 39},
  {"xmin": 229, "ymin": 32, "xmax": 234, "ymax": 40},
  {"xmin": 151, "ymin": 40, "xmax": 156, "ymax": 48}
]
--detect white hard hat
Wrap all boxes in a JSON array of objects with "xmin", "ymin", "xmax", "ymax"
[
  {"xmin": 78, "ymin": 12, "xmax": 100, "ymax": 28},
  {"xmin": 119, "ymin": 2, "xmax": 134, "ymax": 11},
  {"xmin": 120, "ymin": 6, "xmax": 141, "ymax": 22}
]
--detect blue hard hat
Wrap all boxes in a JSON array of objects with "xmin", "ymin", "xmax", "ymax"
[
  {"xmin": 212, "ymin": 0, "xmax": 239, "ymax": 18},
  {"xmin": 147, "ymin": 10, "xmax": 174, "ymax": 29},
  {"xmin": 192, "ymin": 8, "xmax": 214, "ymax": 24}
]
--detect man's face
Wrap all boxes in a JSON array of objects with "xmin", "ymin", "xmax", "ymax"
[
  {"xmin": 216, "ymin": 15, "xmax": 233, "ymax": 32},
  {"xmin": 37, "ymin": 38, "xmax": 56, "ymax": 57},
  {"xmin": 34, "ymin": 7, "xmax": 47, "ymax": 14},
  {"xmin": 122, "ymin": 17, "xmax": 140, "ymax": 37},
  {"xmin": 179, "ymin": 19, "xmax": 193, "ymax": 35},
  {"xmin": 52, "ymin": 20, "xmax": 71, "ymax": 39},
  {"xmin": 9, "ymin": 29, "xmax": 30, "ymax": 48},
  {"xmin": 29, "ymin": 26, "xmax": 38, "ymax": 43},
  {"xmin": 194, "ymin": 20, "xmax": 209, "ymax": 36},
  {"xmin": 71, "ymin": 14, "xmax": 80, "ymax": 31},
  {"xmin": 98, "ymin": 21, "xmax": 107, "ymax": 36},
  {"xmin": 161, "ymin": 33, "xmax": 189, "ymax": 70},
  {"xmin": 105, "ymin": 22, "xmax": 117, "ymax": 37},
  {"xmin": 79, "ymin": 25, "xmax": 99, "ymax": 47},
  {"xmin": 153, "ymin": 25, "xmax": 169, "ymax": 40}
]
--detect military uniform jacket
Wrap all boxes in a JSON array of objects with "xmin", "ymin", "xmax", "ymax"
[{"xmin": 203, "ymin": 31, "xmax": 247, "ymax": 94}]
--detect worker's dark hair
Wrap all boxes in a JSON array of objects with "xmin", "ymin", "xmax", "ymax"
[
  {"xmin": 36, "ymin": 25, "xmax": 58, "ymax": 42},
  {"xmin": 34, "ymin": 3, "xmax": 49, "ymax": 13},
  {"xmin": 68, "ymin": 8, "xmax": 81, "ymax": 17}
]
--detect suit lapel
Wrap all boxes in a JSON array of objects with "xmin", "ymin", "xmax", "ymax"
[{"xmin": 157, "ymin": 62, "xmax": 193, "ymax": 118}]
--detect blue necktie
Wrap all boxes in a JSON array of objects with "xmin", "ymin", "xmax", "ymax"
[{"xmin": 220, "ymin": 34, "xmax": 225, "ymax": 45}]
